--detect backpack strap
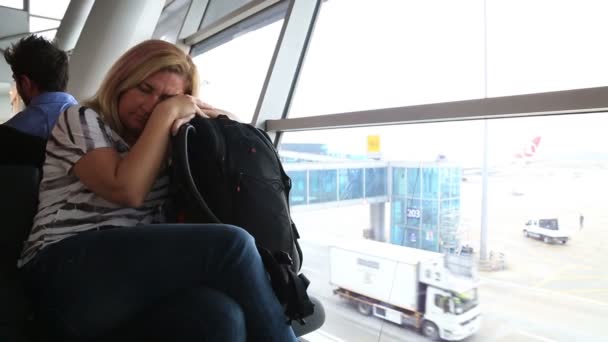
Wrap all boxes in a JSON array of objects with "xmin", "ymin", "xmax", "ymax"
[
  {"xmin": 257, "ymin": 245, "xmax": 315, "ymax": 324},
  {"xmin": 174, "ymin": 122, "xmax": 221, "ymax": 223},
  {"xmin": 284, "ymin": 271, "xmax": 315, "ymax": 324}
]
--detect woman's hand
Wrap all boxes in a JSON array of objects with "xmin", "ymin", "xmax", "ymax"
[
  {"xmin": 197, "ymin": 100, "xmax": 232, "ymax": 119},
  {"xmin": 150, "ymin": 95, "xmax": 201, "ymax": 135},
  {"xmin": 168, "ymin": 98, "xmax": 230, "ymax": 135},
  {"xmin": 154, "ymin": 96, "xmax": 240, "ymax": 135}
]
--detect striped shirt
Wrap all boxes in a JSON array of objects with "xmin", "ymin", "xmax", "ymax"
[{"xmin": 19, "ymin": 107, "xmax": 168, "ymax": 266}]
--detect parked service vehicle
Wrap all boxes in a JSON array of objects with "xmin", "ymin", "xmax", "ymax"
[
  {"xmin": 523, "ymin": 218, "xmax": 570, "ymax": 244},
  {"xmin": 329, "ymin": 239, "xmax": 481, "ymax": 341}
]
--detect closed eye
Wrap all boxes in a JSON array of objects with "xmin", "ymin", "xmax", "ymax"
[
  {"xmin": 136, "ymin": 83, "xmax": 153, "ymax": 94},
  {"xmin": 159, "ymin": 94, "xmax": 176, "ymax": 102}
]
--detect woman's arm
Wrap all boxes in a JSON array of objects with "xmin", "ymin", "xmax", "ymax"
[{"xmin": 73, "ymin": 96, "xmax": 202, "ymax": 207}]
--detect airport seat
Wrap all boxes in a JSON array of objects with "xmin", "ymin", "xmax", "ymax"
[
  {"xmin": 292, "ymin": 296, "xmax": 326, "ymax": 338},
  {"xmin": 0, "ymin": 126, "xmax": 46, "ymax": 167},
  {"xmin": 0, "ymin": 165, "xmax": 40, "ymax": 342}
]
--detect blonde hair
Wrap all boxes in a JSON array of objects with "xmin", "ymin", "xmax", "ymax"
[{"xmin": 83, "ymin": 39, "xmax": 199, "ymax": 137}]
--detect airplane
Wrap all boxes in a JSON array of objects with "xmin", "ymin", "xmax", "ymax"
[
  {"xmin": 461, "ymin": 135, "xmax": 542, "ymax": 187},
  {"xmin": 514, "ymin": 136, "xmax": 542, "ymax": 163}
]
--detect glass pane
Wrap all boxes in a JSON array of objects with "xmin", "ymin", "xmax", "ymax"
[
  {"xmin": 152, "ymin": 0, "xmax": 192, "ymax": 43},
  {"xmin": 29, "ymin": 0, "xmax": 70, "ymax": 19},
  {"xmin": 287, "ymin": 170, "xmax": 307, "ymax": 206},
  {"xmin": 29, "ymin": 16, "xmax": 60, "ymax": 33},
  {"xmin": 199, "ymin": 0, "xmax": 254, "ymax": 30},
  {"xmin": 36, "ymin": 29, "xmax": 56, "ymax": 41},
  {"xmin": 338, "ymin": 168, "xmax": 363, "ymax": 200},
  {"xmin": 365, "ymin": 167, "xmax": 386, "ymax": 197},
  {"xmin": 290, "ymin": 0, "xmax": 608, "ymax": 119},
  {"xmin": 392, "ymin": 167, "xmax": 406, "ymax": 196},
  {"xmin": 308, "ymin": 169, "xmax": 337, "ymax": 204},
  {"xmin": 191, "ymin": 18, "xmax": 283, "ymax": 123},
  {"xmin": 0, "ymin": 0, "xmax": 23, "ymax": 9},
  {"xmin": 283, "ymin": 113, "xmax": 608, "ymax": 341},
  {"xmin": 486, "ymin": 0, "xmax": 608, "ymax": 97},
  {"xmin": 289, "ymin": 0, "xmax": 485, "ymax": 117}
]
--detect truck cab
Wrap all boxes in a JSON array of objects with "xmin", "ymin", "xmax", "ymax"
[
  {"xmin": 419, "ymin": 254, "xmax": 482, "ymax": 341},
  {"xmin": 423, "ymin": 287, "xmax": 480, "ymax": 341},
  {"xmin": 523, "ymin": 217, "xmax": 570, "ymax": 244}
]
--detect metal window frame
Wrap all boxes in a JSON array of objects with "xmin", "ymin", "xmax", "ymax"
[
  {"xmin": 265, "ymin": 86, "xmax": 608, "ymax": 132},
  {"xmin": 183, "ymin": 0, "xmax": 282, "ymax": 46}
]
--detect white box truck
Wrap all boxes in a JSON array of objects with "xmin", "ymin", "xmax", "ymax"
[
  {"xmin": 523, "ymin": 217, "xmax": 571, "ymax": 244},
  {"xmin": 330, "ymin": 239, "xmax": 481, "ymax": 341}
]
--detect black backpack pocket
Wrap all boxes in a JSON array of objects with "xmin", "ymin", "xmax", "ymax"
[{"xmin": 233, "ymin": 173, "xmax": 293, "ymax": 254}]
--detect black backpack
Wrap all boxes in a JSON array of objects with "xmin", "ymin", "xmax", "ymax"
[{"xmin": 167, "ymin": 115, "xmax": 314, "ymax": 323}]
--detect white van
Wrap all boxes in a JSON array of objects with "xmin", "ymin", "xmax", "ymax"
[{"xmin": 523, "ymin": 218, "xmax": 570, "ymax": 244}]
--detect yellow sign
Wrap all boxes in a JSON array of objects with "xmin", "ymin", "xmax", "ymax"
[{"xmin": 367, "ymin": 135, "xmax": 380, "ymax": 153}]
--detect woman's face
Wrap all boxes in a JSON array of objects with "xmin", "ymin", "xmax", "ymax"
[{"xmin": 117, "ymin": 71, "xmax": 187, "ymax": 142}]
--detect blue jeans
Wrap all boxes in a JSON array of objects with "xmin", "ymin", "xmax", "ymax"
[{"xmin": 22, "ymin": 224, "xmax": 297, "ymax": 342}]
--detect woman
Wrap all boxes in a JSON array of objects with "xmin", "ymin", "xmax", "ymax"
[{"xmin": 19, "ymin": 39, "xmax": 298, "ymax": 342}]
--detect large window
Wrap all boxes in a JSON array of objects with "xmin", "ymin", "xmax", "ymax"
[
  {"xmin": 184, "ymin": 1, "xmax": 608, "ymax": 341},
  {"xmin": 191, "ymin": 8, "xmax": 284, "ymax": 123},
  {"xmin": 289, "ymin": 0, "xmax": 485, "ymax": 117},
  {"xmin": 289, "ymin": 0, "xmax": 608, "ymax": 117},
  {"xmin": 281, "ymin": 113, "xmax": 608, "ymax": 341}
]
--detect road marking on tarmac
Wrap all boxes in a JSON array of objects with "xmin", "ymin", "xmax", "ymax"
[
  {"xmin": 533, "ymin": 263, "xmax": 578, "ymax": 288},
  {"xmin": 480, "ymin": 277, "xmax": 608, "ymax": 307},
  {"xmin": 302, "ymin": 266, "xmax": 322, "ymax": 277},
  {"xmin": 562, "ymin": 288, "xmax": 608, "ymax": 294},
  {"xmin": 516, "ymin": 330, "xmax": 557, "ymax": 342},
  {"xmin": 301, "ymin": 330, "xmax": 345, "ymax": 342}
]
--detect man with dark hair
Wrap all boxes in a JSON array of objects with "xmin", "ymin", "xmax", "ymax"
[{"xmin": 2, "ymin": 34, "xmax": 77, "ymax": 138}]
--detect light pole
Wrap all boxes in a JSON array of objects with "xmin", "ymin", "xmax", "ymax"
[{"xmin": 480, "ymin": 120, "xmax": 489, "ymax": 261}]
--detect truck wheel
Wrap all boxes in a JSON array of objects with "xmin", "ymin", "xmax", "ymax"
[
  {"xmin": 523, "ymin": 230, "xmax": 529, "ymax": 237},
  {"xmin": 543, "ymin": 236, "xmax": 550, "ymax": 243},
  {"xmin": 421, "ymin": 320, "xmax": 440, "ymax": 341},
  {"xmin": 357, "ymin": 302, "xmax": 373, "ymax": 316}
]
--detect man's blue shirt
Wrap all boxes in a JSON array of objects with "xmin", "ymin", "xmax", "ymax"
[{"xmin": 4, "ymin": 92, "xmax": 78, "ymax": 139}]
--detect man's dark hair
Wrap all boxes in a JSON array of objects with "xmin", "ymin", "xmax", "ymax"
[{"xmin": 3, "ymin": 35, "xmax": 69, "ymax": 92}]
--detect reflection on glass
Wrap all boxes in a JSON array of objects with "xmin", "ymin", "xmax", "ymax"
[
  {"xmin": 338, "ymin": 168, "xmax": 363, "ymax": 200},
  {"xmin": 288, "ymin": 170, "xmax": 307, "ymax": 206},
  {"xmin": 365, "ymin": 167, "xmax": 386, "ymax": 197},
  {"xmin": 309, "ymin": 169, "xmax": 337, "ymax": 204}
]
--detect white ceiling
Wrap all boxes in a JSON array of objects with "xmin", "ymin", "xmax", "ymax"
[
  {"xmin": 0, "ymin": 6, "xmax": 29, "ymax": 91},
  {"xmin": 0, "ymin": 2, "xmax": 72, "ymax": 96}
]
